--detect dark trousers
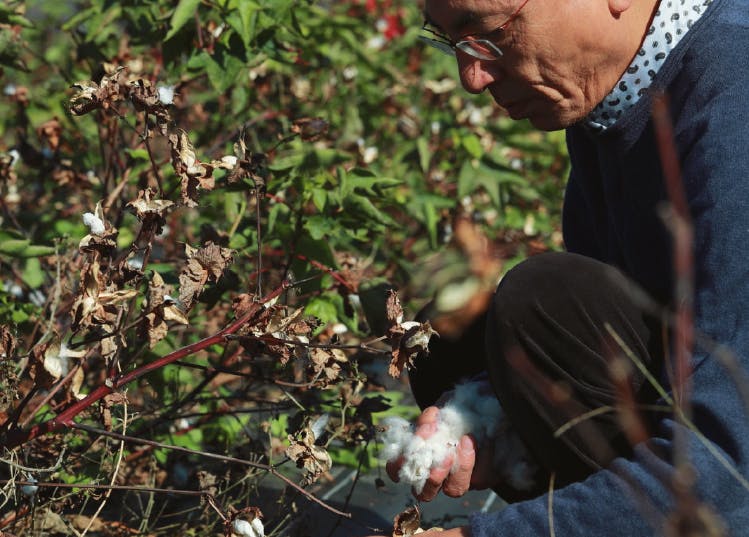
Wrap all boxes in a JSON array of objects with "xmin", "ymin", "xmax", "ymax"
[{"xmin": 409, "ymin": 252, "xmax": 666, "ymax": 501}]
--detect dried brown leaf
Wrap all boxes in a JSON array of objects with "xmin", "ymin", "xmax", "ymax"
[
  {"xmin": 308, "ymin": 347, "xmax": 348, "ymax": 385},
  {"xmin": 69, "ymin": 67, "xmax": 126, "ymax": 116},
  {"xmin": 1, "ymin": 326, "xmax": 17, "ymax": 361},
  {"xmin": 387, "ymin": 321, "xmax": 438, "ymax": 379},
  {"xmin": 232, "ymin": 293, "xmax": 257, "ymax": 318},
  {"xmin": 285, "ymin": 425, "xmax": 332, "ymax": 486},
  {"xmin": 393, "ymin": 506, "xmax": 421, "ymax": 537},
  {"xmin": 291, "ymin": 117, "xmax": 329, "ymax": 142},
  {"xmin": 37, "ymin": 117, "xmax": 62, "ymax": 152},
  {"xmin": 127, "ymin": 188, "xmax": 174, "ymax": 220},
  {"xmin": 168, "ymin": 129, "xmax": 220, "ymax": 207},
  {"xmin": 178, "ymin": 242, "xmax": 233, "ymax": 311},
  {"xmin": 141, "ymin": 271, "xmax": 188, "ymax": 347},
  {"xmin": 385, "ymin": 289, "xmax": 403, "ymax": 326}
]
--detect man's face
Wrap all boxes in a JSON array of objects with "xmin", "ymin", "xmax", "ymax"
[{"xmin": 424, "ymin": 0, "xmax": 631, "ymax": 130}]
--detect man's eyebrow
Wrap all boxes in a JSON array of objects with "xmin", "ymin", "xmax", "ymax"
[{"xmin": 422, "ymin": 8, "xmax": 482, "ymax": 35}]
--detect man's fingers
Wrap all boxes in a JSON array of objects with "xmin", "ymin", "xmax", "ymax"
[
  {"xmin": 386, "ymin": 456, "xmax": 403, "ymax": 482},
  {"xmin": 416, "ymin": 455, "xmax": 453, "ymax": 502},
  {"xmin": 443, "ymin": 435, "xmax": 476, "ymax": 498},
  {"xmin": 415, "ymin": 406, "xmax": 440, "ymax": 436}
]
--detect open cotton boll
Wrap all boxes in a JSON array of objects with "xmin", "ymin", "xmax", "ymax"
[
  {"xmin": 378, "ymin": 379, "xmax": 539, "ymax": 494},
  {"xmin": 232, "ymin": 518, "xmax": 264, "ymax": 537},
  {"xmin": 379, "ymin": 416, "xmax": 413, "ymax": 462},
  {"xmin": 82, "ymin": 212, "xmax": 105, "ymax": 235}
]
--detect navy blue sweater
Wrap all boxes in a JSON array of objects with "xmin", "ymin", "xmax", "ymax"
[{"xmin": 471, "ymin": 0, "xmax": 749, "ymax": 535}]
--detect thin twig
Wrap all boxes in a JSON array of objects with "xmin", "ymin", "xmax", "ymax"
[
  {"xmin": 69, "ymin": 422, "xmax": 352, "ymax": 519},
  {"xmin": 0, "ymin": 449, "xmax": 66, "ymax": 474},
  {"xmin": 79, "ymin": 398, "xmax": 128, "ymax": 537}
]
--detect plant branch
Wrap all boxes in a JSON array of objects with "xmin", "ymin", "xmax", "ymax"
[{"xmin": 1, "ymin": 284, "xmax": 286, "ymax": 449}]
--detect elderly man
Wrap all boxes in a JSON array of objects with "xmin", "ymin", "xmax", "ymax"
[{"xmin": 380, "ymin": 0, "xmax": 749, "ymax": 535}]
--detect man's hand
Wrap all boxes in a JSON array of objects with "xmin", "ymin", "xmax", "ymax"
[
  {"xmin": 385, "ymin": 406, "xmax": 497, "ymax": 501},
  {"xmin": 363, "ymin": 526, "xmax": 471, "ymax": 537}
]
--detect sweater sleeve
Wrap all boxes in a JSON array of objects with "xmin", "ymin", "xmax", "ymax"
[{"xmin": 470, "ymin": 6, "xmax": 749, "ymax": 536}]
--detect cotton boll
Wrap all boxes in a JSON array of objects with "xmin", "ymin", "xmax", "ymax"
[
  {"xmin": 379, "ymin": 416, "xmax": 412, "ymax": 461},
  {"xmin": 437, "ymin": 406, "xmax": 471, "ymax": 440},
  {"xmin": 400, "ymin": 435, "xmax": 432, "ymax": 492},
  {"xmin": 309, "ymin": 413, "xmax": 330, "ymax": 442},
  {"xmin": 82, "ymin": 212, "xmax": 105, "ymax": 235},
  {"xmin": 21, "ymin": 475, "xmax": 38, "ymax": 499},
  {"xmin": 250, "ymin": 519, "xmax": 264, "ymax": 537},
  {"xmin": 233, "ymin": 518, "xmax": 264, "ymax": 537},
  {"xmin": 157, "ymin": 85, "xmax": 175, "ymax": 105},
  {"xmin": 378, "ymin": 379, "xmax": 540, "ymax": 494}
]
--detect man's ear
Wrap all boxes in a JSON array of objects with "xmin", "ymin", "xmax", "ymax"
[{"xmin": 608, "ymin": 0, "xmax": 633, "ymax": 16}]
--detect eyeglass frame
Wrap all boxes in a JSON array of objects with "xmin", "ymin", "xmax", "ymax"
[{"xmin": 419, "ymin": 0, "xmax": 532, "ymax": 61}]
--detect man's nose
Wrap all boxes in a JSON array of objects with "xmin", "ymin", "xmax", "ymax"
[{"xmin": 457, "ymin": 53, "xmax": 501, "ymax": 94}]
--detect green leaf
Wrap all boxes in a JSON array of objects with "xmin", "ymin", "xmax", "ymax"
[
  {"xmin": 311, "ymin": 188, "xmax": 327, "ymax": 212},
  {"xmin": 22, "ymin": 258, "xmax": 44, "ymax": 288},
  {"xmin": 344, "ymin": 195, "xmax": 397, "ymax": 227},
  {"xmin": 304, "ymin": 215, "xmax": 334, "ymax": 241},
  {"xmin": 461, "ymin": 133, "xmax": 483, "ymax": 159},
  {"xmin": 416, "ymin": 136, "xmax": 431, "ymax": 173},
  {"xmin": 304, "ymin": 294, "xmax": 345, "ymax": 325},
  {"xmin": 165, "ymin": 0, "xmax": 202, "ymax": 41},
  {"xmin": 0, "ymin": 239, "xmax": 55, "ymax": 258}
]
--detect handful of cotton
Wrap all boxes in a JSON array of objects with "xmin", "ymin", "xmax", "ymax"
[{"xmin": 379, "ymin": 381, "xmax": 538, "ymax": 494}]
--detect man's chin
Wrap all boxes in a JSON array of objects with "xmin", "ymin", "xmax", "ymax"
[
  {"xmin": 503, "ymin": 100, "xmax": 585, "ymax": 131},
  {"xmin": 526, "ymin": 114, "xmax": 570, "ymax": 131}
]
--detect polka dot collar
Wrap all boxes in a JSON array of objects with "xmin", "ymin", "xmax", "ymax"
[{"xmin": 585, "ymin": 0, "xmax": 713, "ymax": 131}]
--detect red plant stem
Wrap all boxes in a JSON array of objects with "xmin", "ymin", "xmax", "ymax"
[
  {"xmin": 652, "ymin": 94, "xmax": 695, "ymax": 415},
  {"xmin": 1, "ymin": 284, "xmax": 288, "ymax": 450}
]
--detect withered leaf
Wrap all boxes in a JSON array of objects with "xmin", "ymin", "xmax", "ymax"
[
  {"xmin": 29, "ymin": 337, "xmax": 86, "ymax": 391},
  {"xmin": 178, "ymin": 242, "xmax": 233, "ymax": 311},
  {"xmin": 308, "ymin": 347, "xmax": 347, "ymax": 385},
  {"xmin": 387, "ymin": 321, "xmax": 438, "ymax": 379},
  {"xmin": 0, "ymin": 326, "xmax": 17, "ymax": 362},
  {"xmin": 36, "ymin": 117, "xmax": 62, "ymax": 152},
  {"xmin": 69, "ymin": 68, "xmax": 126, "ymax": 116},
  {"xmin": 385, "ymin": 289, "xmax": 403, "ymax": 326},
  {"xmin": 285, "ymin": 425, "xmax": 332, "ymax": 486},
  {"xmin": 232, "ymin": 293, "xmax": 257, "ymax": 318},
  {"xmin": 168, "ymin": 129, "xmax": 235, "ymax": 207},
  {"xmin": 393, "ymin": 506, "xmax": 421, "ymax": 537},
  {"xmin": 430, "ymin": 218, "xmax": 503, "ymax": 339},
  {"xmin": 102, "ymin": 392, "xmax": 129, "ymax": 430},
  {"xmin": 291, "ymin": 117, "xmax": 329, "ymax": 142},
  {"xmin": 196, "ymin": 470, "xmax": 218, "ymax": 496},
  {"xmin": 141, "ymin": 271, "xmax": 188, "ymax": 348},
  {"xmin": 127, "ymin": 188, "xmax": 174, "ymax": 220}
]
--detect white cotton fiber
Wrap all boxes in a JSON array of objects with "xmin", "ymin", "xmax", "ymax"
[
  {"xmin": 82, "ymin": 212, "xmax": 105, "ymax": 235},
  {"xmin": 378, "ymin": 379, "xmax": 538, "ymax": 494}
]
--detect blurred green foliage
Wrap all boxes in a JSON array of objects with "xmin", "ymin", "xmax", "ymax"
[{"xmin": 0, "ymin": 0, "xmax": 568, "ymax": 532}]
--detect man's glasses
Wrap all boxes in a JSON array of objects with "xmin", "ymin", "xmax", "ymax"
[{"xmin": 419, "ymin": 0, "xmax": 532, "ymax": 61}]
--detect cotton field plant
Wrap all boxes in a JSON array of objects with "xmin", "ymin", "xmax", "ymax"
[{"xmin": 0, "ymin": 0, "xmax": 568, "ymax": 535}]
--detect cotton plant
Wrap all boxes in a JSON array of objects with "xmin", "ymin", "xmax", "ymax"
[
  {"xmin": 379, "ymin": 380, "xmax": 538, "ymax": 494},
  {"xmin": 227, "ymin": 507, "xmax": 264, "ymax": 537}
]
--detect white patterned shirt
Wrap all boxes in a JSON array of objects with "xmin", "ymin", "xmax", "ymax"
[{"xmin": 585, "ymin": 0, "xmax": 714, "ymax": 131}]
